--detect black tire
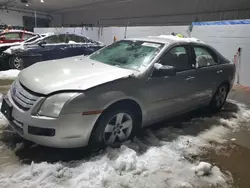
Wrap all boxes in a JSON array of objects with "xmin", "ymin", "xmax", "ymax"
[
  {"xmin": 209, "ymin": 84, "xmax": 229, "ymax": 112},
  {"xmin": 89, "ymin": 105, "xmax": 140, "ymax": 151},
  {"xmin": 9, "ymin": 56, "xmax": 24, "ymax": 70}
]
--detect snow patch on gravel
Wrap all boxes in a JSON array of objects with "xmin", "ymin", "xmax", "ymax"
[
  {"xmin": 0, "ymin": 70, "xmax": 20, "ymax": 80},
  {"xmin": 0, "ymin": 101, "xmax": 249, "ymax": 188}
]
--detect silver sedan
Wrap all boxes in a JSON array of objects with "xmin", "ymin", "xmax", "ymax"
[{"xmin": 1, "ymin": 35, "xmax": 235, "ymax": 148}]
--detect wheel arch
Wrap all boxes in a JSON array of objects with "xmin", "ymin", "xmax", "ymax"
[
  {"xmin": 87, "ymin": 98, "xmax": 144, "ymax": 147},
  {"xmin": 219, "ymin": 80, "xmax": 231, "ymax": 91},
  {"xmin": 101, "ymin": 98, "xmax": 143, "ymax": 126}
]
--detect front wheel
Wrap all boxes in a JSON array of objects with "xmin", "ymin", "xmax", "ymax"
[
  {"xmin": 209, "ymin": 84, "xmax": 229, "ymax": 112},
  {"xmin": 89, "ymin": 107, "xmax": 138, "ymax": 150},
  {"xmin": 9, "ymin": 56, "xmax": 24, "ymax": 70}
]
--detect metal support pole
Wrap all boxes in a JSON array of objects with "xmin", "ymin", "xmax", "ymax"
[
  {"xmin": 34, "ymin": 10, "xmax": 37, "ymax": 28},
  {"xmin": 124, "ymin": 21, "xmax": 129, "ymax": 38},
  {"xmin": 236, "ymin": 47, "xmax": 242, "ymax": 84}
]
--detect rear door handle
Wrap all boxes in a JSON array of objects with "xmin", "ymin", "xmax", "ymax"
[
  {"xmin": 186, "ymin": 76, "xmax": 195, "ymax": 81},
  {"xmin": 217, "ymin": 70, "xmax": 223, "ymax": 74}
]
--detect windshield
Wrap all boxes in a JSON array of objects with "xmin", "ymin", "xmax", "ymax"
[
  {"xmin": 24, "ymin": 35, "xmax": 41, "ymax": 43},
  {"xmin": 89, "ymin": 40, "xmax": 164, "ymax": 71}
]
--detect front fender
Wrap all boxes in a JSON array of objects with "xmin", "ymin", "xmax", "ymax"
[{"xmin": 62, "ymin": 90, "xmax": 146, "ymax": 118}]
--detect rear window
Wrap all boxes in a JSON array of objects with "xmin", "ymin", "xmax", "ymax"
[{"xmin": 68, "ymin": 34, "xmax": 92, "ymax": 43}]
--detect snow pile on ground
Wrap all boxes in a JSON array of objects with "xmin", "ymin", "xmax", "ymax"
[
  {"xmin": 192, "ymin": 162, "xmax": 212, "ymax": 176},
  {"xmin": 0, "ymin": 146, "xmax": 229, "ymax": 188},
  {"xmin": 0, "ymin": 100, "xmax": 250, "ymax": 188},
  {"xmin": 0, "ymin": 70, "xmax": 20, "ymax": 80}
]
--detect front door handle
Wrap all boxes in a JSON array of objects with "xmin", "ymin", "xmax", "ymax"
[
  {"xmin": 217, "ymin": 70, "xmax": 223, "ymax": 74},
  {"xmin": 186, "ymin": 76, "xmax": 195, "ymax": 81}
]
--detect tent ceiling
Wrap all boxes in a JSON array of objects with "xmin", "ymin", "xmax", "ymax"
[
  {"xmin": 0, "ymin": 0, "xmax": 249, "ymax": 14},
  {"xmin": 0, "ymin": 0, "xmax": 130, "ymax": 13}
]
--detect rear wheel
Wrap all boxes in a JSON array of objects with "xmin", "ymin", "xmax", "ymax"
[
  {"xmin": 89, "ymin": 106, "xmax": 139, "ymax": 150},
  {"xmin": 9, "ymin": 56, "xmax": 24, "ymax": 70},
  {"xmin": 209, "ymin": 84, "xmax": 229, "ymax": 112}
]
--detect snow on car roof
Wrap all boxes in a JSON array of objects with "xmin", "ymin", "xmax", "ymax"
[
  {"xmin": 127, "ymin": 35, "xmax": 205, "ymax": 45},
  {"xmin": 154, "ymin": 35, "xmax": 204, "ymax": 43}
]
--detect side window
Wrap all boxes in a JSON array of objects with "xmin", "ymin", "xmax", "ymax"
[
  {"xmin": 3, "ymin": 32, "xmax": 22, "ymax": 40},
  {"xmin": 159, "ymin": 46, "xmax": 191, "ymax": 72},
  {"xmin": 23, "ymin": 33, "xmax": 34, "ymax": 40},
  {"xmin": 43, "ymin": 35, "xmax": 60, "ymax": 44},
  {"xmin": 68, "ymin": 34, "xmax": 81, "ymax": 43},
  {"xmin": 58, "ymin": 34, "xmax": 67, "ymax": 43},
  {"xmin": 79, "ymin": 36, "xmax": 91, "ymax": 43},
  {"xmin": 68, "ymin": 34, "xmax": 77, "ymax": 42},
  {"xmin": 194, "ymin": 47, "xmax": 218, "ymax": 68}
]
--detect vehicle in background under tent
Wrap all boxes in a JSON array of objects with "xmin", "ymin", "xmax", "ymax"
[
  {"xmin": 0, "ymin": 34, "xmax": 44, "ymax": 57},
  {"xmin": 0, "ymin": 30, "xmax": 36, "ymax": 44}
]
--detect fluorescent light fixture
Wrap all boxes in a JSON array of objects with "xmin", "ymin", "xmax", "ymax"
[
  {"xmin": 115, "ymin": 0, "xmax": 132, "ymax": 4},
  {"xmin": 41, "ymin": 0, "xmax": 44, "ymax": 3}
]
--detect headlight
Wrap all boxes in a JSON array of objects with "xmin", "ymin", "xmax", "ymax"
[{"xmin": 38, "ymin": 93, "xmax": 78, "ymax": 118}]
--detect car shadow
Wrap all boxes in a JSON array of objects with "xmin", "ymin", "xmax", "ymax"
[{"xmin": 0, "ymin": 101, "xmax": 240, "ymax": 164}]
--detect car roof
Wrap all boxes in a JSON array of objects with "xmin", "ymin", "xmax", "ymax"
[
  {"xmin": 1, "ymin": 30, "xmax": 36, "ymax": 35},
  {"xmin": 125, "ymin": 35, "xmax": 205, "ymax": 45}
]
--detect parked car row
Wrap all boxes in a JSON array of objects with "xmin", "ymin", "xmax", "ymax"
[
  {"xmin": 0, "ymin": 31, "xmax": 104, "ymax": 70},
  {"xmin": 1, "ymin": 35, "xmax": 235, "ymax": 149},
  {"xmin": 0, "ymin": 33, "xmax": 53, "ymax": 56}
]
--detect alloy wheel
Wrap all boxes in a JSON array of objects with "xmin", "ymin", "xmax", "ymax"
[
  {"xmin": 103, "ymin": 112, "xmax": 133, "ymax": 145},
  {"xmin": 215, "ymin": 86, "xmax": 227, "ymax": 107},
  {"xmin": 12, "ymin": 57, "xmax": 22, "ymax": 69}
]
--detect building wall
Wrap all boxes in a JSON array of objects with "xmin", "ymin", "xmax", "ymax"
[
  {"xmin": 191, "ymin": 21, "xmax": 250, "ymax": 87},
  {"xmin": 61, "ymin": 0, "xmax": 250, "ymax": 26},
  {"xmin": 34, "ymin": 25, "xmax": 190, "ymax": 44},
  {"xmin": 0, "ymin": 8, "xmax": 62, "ymax": 27}
]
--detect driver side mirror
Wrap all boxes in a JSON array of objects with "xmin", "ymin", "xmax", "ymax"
[
  {"xmin": 38, "ymin": 41, "xmax": 47, "ymax": 47},
  {"xmin": 152, "ymin": 63, "xmax": 176, "ymax": 77}
]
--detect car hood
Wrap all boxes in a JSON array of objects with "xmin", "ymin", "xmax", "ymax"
[
  {"xmin": 3, "ymin": 43, "xmax": 27, "ymax": 54},
  {"xmin": 0, "ymin": 42, "xmax": 22, "ymax": 48},
  {"xmin": 0, "ymin": 42, "xmax": 22, "ymax": 52},
  {"xmin": 18, "ymin": 56, "xmax": 136, "ymax": 95}
]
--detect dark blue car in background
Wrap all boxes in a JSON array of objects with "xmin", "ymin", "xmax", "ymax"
[{"xmin": 0, "ymin": 33, "xmax": 104, "ymax": 70}]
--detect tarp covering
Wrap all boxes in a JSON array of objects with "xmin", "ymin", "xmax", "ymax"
[{"xmin": 193, "ymin": 20, "xmax": 250, "ymax": 26}]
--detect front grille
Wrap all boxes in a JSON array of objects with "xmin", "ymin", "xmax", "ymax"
[{"xmin": 11, "ymin": 81, "xmax": 40, "ymax": 111}]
